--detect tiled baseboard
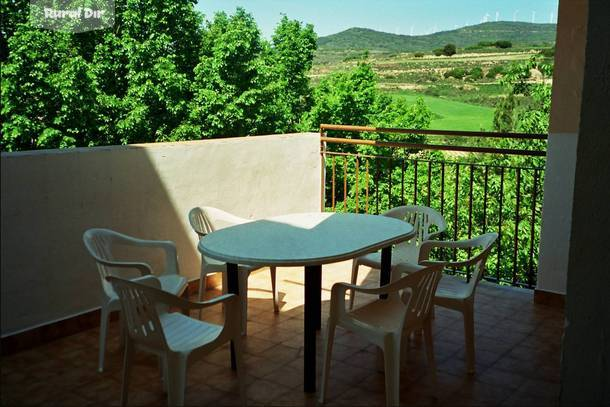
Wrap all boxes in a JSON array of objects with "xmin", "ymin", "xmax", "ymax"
[
  {"xmin": 534, "ymin": 289, "xmax": 565, "ymax": 308},
  {"xmin": 1, "ymin": 279, "xmax": 204, "ymax": 356}
]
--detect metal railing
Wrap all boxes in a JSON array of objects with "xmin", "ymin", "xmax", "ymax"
[{"xmin": 319, "ymin": 124, "xmax": 547, "ymax": 289}]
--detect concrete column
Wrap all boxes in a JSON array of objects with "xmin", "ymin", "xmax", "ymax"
[
  {"xmin": 536, "ymin": 0, "xmax": 588, "ymax": 302},
  {"xmin": 560, "ymin": 0, "xmax": 610, "ymax": 404}
]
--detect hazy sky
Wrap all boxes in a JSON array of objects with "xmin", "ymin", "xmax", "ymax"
[{"xmin": 195, "ymin": 0, "xmax": 560, "ymax": 38}]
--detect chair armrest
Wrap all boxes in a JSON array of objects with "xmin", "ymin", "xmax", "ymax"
[
  {"xmin": 332, "ymin": 282, "xmax": 393, "ymax": 297},
  {"xmin": 113, "ymin": 275, "xmax": 237, "ymax": 311},
  {"xmin": 419, "ymin": 239, "xmax": 480, "ymax": 268},
  {"xmin": 123, "ymin": 238, "xmax": 180, "ymax": 277},
  {"xmin": 158, "ymin": 292, "xmax": 238, "ymax": 312},
  {"xmin": 96, "ymin": 258, "xmax": 152, "ymax": 275},
  {"xmin": 427, "ymin": 230, "xmax": 445, "ymax": 240}
]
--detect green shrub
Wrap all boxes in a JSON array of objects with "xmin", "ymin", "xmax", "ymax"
[
  {"xmin": 443, "ymin": 67, "xmax": 466, "ymax": 79},
  {"xmin": 467, "ymin": 66, "xmax": 483, "ymax": 80},
  {"xmin": 495, "ymin": 40, "xmax": 512, "ymax": 49},
  {"xmin": 486, "ymin": 64, "xmax": 505, "ymax": 78},
  {"xmin": 442, "ymin": 43, "xmax": 457, "ymax": 56},
  {"xmin": 413, "ymin": 52, "xmax": 425, "ymax": 58},
  {"xmin": 478, "ymin": 41, "xmax": 494, "ymax": 47},
  {"xmin": 433, "ymin": 48, "xmax": 443, "ymax": 56}
]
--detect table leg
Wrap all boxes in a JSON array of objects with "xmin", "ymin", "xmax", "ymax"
[
  {"xmin": 304, "ymin": 264, "xmax": 321, "ymax": 393},
  {"xmin": 380, "ymin": 246, "xmax": 392, "ymax": 299},
  {"xmin": 227, "ymin": 262, "xmax": 239, "ymax": 371}
]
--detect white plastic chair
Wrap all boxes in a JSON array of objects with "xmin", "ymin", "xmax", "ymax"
[
  {"xmin": 188, "ymin": 207, "xmax": 278, "ymax": 334},
  {"xmin": 107, "ymin": 275, "xmax": 245, "ymax": 406},
  {"xmin": 83, "ymin": 228, "xmax": 187, "ymax": 373},
  {"xmin": 414, "ymin": 232, "xmax": 498, "ymax": 374},
  {"xmin": 349, "ymin": 205, "xmax": 447, "ymax": 309},
  {"xmin": 319, "ymin": 263, "xmax": 444, "ymax": 407}
]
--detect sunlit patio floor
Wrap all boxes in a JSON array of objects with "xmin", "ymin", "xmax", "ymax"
[{"xmin": 1, "ymin": 261, "xmax": 563, "ymax": 406}]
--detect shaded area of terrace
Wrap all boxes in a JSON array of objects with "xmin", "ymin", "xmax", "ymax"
[{"xmin": 0, "ymin": 262, "xmax": 563, "ymax": 406}]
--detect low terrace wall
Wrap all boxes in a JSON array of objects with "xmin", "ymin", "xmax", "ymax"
[{"xmin": 1, "ymin": 133, "xmax": 321, "ymax": 336}]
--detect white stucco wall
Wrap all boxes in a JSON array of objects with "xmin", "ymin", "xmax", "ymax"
[
  {"xmin": 537, "ymin": 133, "xmax": 578, "ymax": 294},
  {"xmin": 1, "ymin": 133, "xmax": 321, "ymax": 336},
  {"xmin": 536, "ymin": 0, "xmax": 587, "ymax": 296}
]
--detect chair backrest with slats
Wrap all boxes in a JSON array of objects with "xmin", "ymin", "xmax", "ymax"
[
  {"xmin": 83, "ymin": 228, "xmax": 125, "ymax": 299},
  {"xmin": 383, "ymin": 205, "xmax": 447, "ymax": 244},
  {"xmin": 400, "ymin": 264, "xmax": 443, "ymax": 329},
  {"xmin": 107, "ymin": 276, "xmax": 169, "ymax": 351},
  {"xmin": 188, "ymin": 207, "xmax": 215, "ymax": 238},
  {"xmin": 188, "ymin": 206, "xmax": 250, "ymax": 239},
  {"xmin": 464, "ymin": 232, "xmax": 498, "ymax": 293}
]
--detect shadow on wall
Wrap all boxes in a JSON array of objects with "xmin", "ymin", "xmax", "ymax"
[{"xmin": 0, "ymin": 133, "xmax": 321, "ymax": 336}]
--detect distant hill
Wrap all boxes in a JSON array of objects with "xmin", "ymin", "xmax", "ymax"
[{"xmin": 317, "ymin": 22, "xmax": 556, "ymax": 52}]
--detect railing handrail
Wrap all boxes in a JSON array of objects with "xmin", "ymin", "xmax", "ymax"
[
  {"xmin": 319, "ymin": 124, "xmax": 548, "ymax": 140},
  {"xmin": 319, "ymin": 124, "xmax": 546, "ymax": 289},
  {"xmin": 319, "ymin": 124, "xmax": 547, "ymax": 157}
]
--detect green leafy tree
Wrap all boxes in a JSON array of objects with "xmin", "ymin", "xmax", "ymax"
[
  {"xmin": 300, "ymin": 63, "xmax": 379, "ymax": 130},
  {"xmin": 0, "ymin": 0, "xmax": 29, "ymax": 62},
  {"xmin": 120, "ymin": 0, "xmax": 203, "ymax": 77},
  {"xmin": 494, "ymin": 56, "xmax": 553, "ymax": 135},
  {"xmin": 442, "ymin": 43, "xmax": 457, "ymax": 56},
  {"xmin": 493, "ymin": 93, "xmax": 516, "ymax": 133},
  {"xmin": 187, "ymin": 9, "xmax": 290, "ymax": 138},
  {"xmin": 272, "ymin": 16, "xmax": 317, "ymax": 128},
  {"xmin": 494, "ymin": 40, "xmax": 512, "ymax": 49},
  {"xmin": 1, "ymin": 28, "xmax": 95, "ymax": 151}
]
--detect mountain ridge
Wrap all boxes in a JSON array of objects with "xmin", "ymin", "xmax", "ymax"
[{"xmin": 317, "ymin": 22, "xmax": 557, "ymax": 52}]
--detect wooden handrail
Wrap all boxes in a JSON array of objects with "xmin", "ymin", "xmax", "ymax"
[
  {"xmin": 319, "ymin": 124, "xmax": 547, "ymax": 157},
  {"xmin": 319, "ymin": 124, "xmax": 548, "ymax": 140}
]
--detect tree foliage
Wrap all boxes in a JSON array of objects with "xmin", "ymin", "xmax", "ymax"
[
  {"xmin": 442, "ymin": 43, "xmax": 457, "ymax": 56},
  {"xmin": 1, "ymin": 4, "xmax": 318, "ymax": 150},
  {"xmin": 493, "ymin": 56, "xmax": 553, "ymax": 135}
]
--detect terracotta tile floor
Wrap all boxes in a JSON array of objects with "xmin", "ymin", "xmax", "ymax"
[{"xmin": 1, "ymin": 262, "xmax": 563, "ymax": 406}]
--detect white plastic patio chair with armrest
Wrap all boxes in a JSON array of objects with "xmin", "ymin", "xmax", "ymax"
[
  {"xmin": 188, "ymin": 206, "xmax": 278, "ymax": 334},
  {"xmin": 414, "ymin": 232, "xmax": 498, "ymax": 374},
  {"xmin": 319, "ymin": 263, "xmax": 445, "ymax": 407},
  {"xmin": 83, "ymin": 228, "xmax": 187, "ymax": 373},
  {"xmin": 107, "ymin": 275, "xmax": 245, "ymax": 407},
  {"xmin": 349, "ymin": 205, "xmax": 447, "ymax": 309}
]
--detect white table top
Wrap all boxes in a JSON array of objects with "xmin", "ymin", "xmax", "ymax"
[{"xmin": 198, "ymin": 212, "xmax": 415, "ymax": 267}]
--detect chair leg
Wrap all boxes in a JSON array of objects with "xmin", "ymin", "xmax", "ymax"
[
  {"xmin": 423, "ymin": 319, "xmax": 438, "ymax": 397},
  {"xmin": 159, "ymin": 356, "xmax": 167, "ymax": 393},
  {"xmin": 318, "ymin": 320, "xmax": 336, "ymax": 405},
  {"xmin": 118, "ymin": 310, "xmax": 126, "ymax": 350},
  {"xmin": 463, "ymin": 301, "xmax": 476, "ymax": 374},
  {"xmin": 120, "ymin": 338, "xmax": 134, "ymax": 407},
  {"xmin": 166, "ymin": 354, "xmax": 187, "ymax": 407},
  {"xmin": 233, "ymin": 335, "xmax": 247, "ymax": 407},
  {"xmin": 423, "ymin": 320, "xmax": 436, "ymax": 369},
  {"xmin": 98, "ymin": 305, "xmax": 110, "ymax": 373},
  {"xmin": 383, "ymin": 335, "xmax": 401, "ymax": 407},
  {"xmin": 348, "ymin": 260, "xmax": 359, "ymax": 310},
  {"xmin": 198, "ymin": 269, "xmax": 207, "ymax": 320},
  {"xmin": 239, "ymin": 273, "xmax": 249, "ymax": 336},
  {"xmin": 270, "ymin": 266, "xmax": 279, "ymax": 313},
  {"xmin": 181, "ymin": 289, "xmax": 190, "ymax": 316}
]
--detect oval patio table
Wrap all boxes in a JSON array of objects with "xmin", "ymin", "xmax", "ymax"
[{"xmin": 198, "ymin": 212, "xmax": 414, "ymax": 393}]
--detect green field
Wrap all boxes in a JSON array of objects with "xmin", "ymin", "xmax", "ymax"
[{"xmin": 388, "ymin": 90, "xmax": 494, "ymax": 131}]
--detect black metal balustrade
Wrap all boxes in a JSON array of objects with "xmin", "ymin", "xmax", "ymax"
[{"xmin": 319, "ymin": 124, "xmax": 547, "ymax": 289}]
